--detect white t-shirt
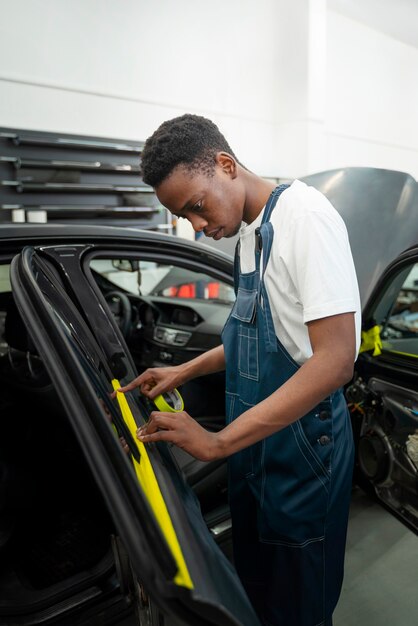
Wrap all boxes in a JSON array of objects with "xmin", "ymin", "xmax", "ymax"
[{"xmin": 239, "ymin": 179, "xmax": 361, "ymax": 365}]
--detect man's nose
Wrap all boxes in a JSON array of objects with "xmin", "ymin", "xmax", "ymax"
[{"xmin": 189, "ymin": 215, "xmax": 208, "ymax": 233}]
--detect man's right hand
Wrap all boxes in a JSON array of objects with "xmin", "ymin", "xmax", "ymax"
[{"xmin": 112, "ymin": 365, "xmax": 184, "ymax": 400}]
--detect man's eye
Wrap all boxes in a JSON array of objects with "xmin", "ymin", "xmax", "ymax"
[{"xmin": 192, "ymin": 201, "xmax": 203, "ymax": 213}]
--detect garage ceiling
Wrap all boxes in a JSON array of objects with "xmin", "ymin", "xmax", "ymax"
[{"xmin": 329, "ymin": 0, "xmax": 418, "ymax": 49}]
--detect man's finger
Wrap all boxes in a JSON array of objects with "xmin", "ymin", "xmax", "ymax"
[
  {"xmin": 116, "ymin": 382, "xmax": 139, "ymax": 393},
  {"xmin": 116, "ymin": 374, "xmax": 149, "ymax": 394},
  {"xmin": 138, "ymin": 413, "xmax": 177, "ymax": 435},
  {"xmin": 137, "ymin": 430, "xmax": 176, "ymax": 443},
  {"xmin": 139, "ymin": 381, "xmax": 157, "ymax": 396},
  {"xmin": 146, "ymin": 382, "xmax": 172, "ymax": 400}
]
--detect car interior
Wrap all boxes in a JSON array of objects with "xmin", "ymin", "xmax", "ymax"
[
  {"xmin": 0, "ymin": 254, "xmax": 235, "ymax": 624},
  {"xmin": 0, "ymin": 289, "xmax": 122, "ymax": 624},
  {"xmin": 88, "ymin": 257, "xmax": 235, "ymax": 552}
]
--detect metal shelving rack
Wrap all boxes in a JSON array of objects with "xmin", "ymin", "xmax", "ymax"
[{"xmin": 0, "ymin": 127, "xmax": 170, "ymax": 231}]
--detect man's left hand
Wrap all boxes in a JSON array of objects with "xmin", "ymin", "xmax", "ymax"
[{"xmin": 136, "ymin": 411, "xmax": 223, "ymax": 462}]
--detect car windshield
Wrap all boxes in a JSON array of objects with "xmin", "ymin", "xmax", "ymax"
[{"xmin": 90, "ymin": 258, "xmax": 235, "ymax": 304}]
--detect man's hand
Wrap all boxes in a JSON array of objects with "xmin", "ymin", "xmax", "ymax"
[
  {"xmin": 136, "ymin": 411, "xmax": 223, "ymax": 462},
  {"xmin": 112, "ymin": 345, "xmax": 226, "ymax": 400},
  {"xmin": 111, "ymin": 365, "xmax": 183, "ymax": 400}
]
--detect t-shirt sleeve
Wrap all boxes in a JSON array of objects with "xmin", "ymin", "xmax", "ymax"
[{"xmin": 284, "ymin": 211, "xmax": 359, "ymax": 324}]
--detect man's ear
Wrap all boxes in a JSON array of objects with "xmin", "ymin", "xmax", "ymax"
[{"xmin": 215, "ymin": 152, "xmax": 237, "ymax": 179}]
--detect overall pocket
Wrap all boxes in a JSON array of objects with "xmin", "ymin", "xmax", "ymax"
[
  {"xmin": 232, "ymin": 288, "xmax": 259, "ymax": 381},
  {"xmin": 237, "ymin": 325, "xmax": 259, "ymax": 381},
  {"xmin": 259, "ymin": 426, "xmax": 330, "ymax": 543},
  {"xmin": 293, "ymin": 419, "xmax": 332, "ymax": 484}
]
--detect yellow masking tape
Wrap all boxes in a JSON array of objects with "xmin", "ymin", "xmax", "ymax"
[
  {"xmin": 111, "ymin": 379, "xmax": 193, "ymax": 590},
  {"xmin": 359, "ymin": 325, "xmax": 382, "ymax": 356},
  {"xmin": 154, "ymin": 389, "xmax": 184, "ymax": 413}
]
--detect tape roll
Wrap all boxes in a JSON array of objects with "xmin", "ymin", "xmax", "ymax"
[{"xmin": 154, "ymin": 388, "xmax": 184, "ymax": 413}]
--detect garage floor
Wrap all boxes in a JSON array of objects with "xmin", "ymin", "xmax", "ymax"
[
  {"xmin": 117, "ymin": 486, "xmax": 418, "ymax": 626},
  {"xmin": 334, "ymin": 486, "xmax": 418, "ymax": 626}
]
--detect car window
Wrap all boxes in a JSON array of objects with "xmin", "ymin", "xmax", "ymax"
[
  {"xmin": 377, "ymin": 263, "xmax": 418, "ymax": 358},
  {"xmin": 0, "ymin": 264, "xmax": 11, "ymax": 293},
  {"xmin": 90, "ymin": 259, "xmax": 235, "ymax": 304}
]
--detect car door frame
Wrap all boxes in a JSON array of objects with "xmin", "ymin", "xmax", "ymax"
[
  {"xmin": 10, "ymin": 243, "xmax": 260, "ymax": 626},
  {"xmin": 351, "ymin": 244, "xmax": 418, "ymax": 534}
]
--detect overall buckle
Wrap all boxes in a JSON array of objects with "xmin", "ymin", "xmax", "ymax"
[{"xmin": 255, "ymin": 228, "xmax": 262, "ymax": 253}]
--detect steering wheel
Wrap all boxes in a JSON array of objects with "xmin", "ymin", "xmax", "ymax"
[{"xmin": 104, "ymin": 290, "xmax": 132, "ymax": 338}]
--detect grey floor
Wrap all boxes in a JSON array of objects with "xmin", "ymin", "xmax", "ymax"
[
  {"xmin": 334, "ymin": 486, "xmax": 418, "ymax": 626},
  {"xmin": 118, "ymin": 486, "xmax": 418, "ymax": 625}
]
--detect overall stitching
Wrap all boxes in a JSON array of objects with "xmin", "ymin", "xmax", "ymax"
[
  {"xmin": 322, "ymin": 395, "xmax": 337, "ymax": 626},
  {"xmin": 239, "ymin": 397, "xmax": 256, "ymax": 408},
  {"xmin": 238, "ymin": 326, "xmax": 259, "ymax": 380},
  {"xmin": 259, "ymin": 535, "xmax": 325, "ymax": 548},
  {"xmin": 260, "ymin": 438, "xmax": 267, "ymax": 510},
  {"xmin": 321, "ymin": 535, "xmax": 326, "ymax": 626},
  {"xmin": 225, "ymin": 184, "xmax": 348, "ymax": 625},
  {"xmin": 232, "ymin": 286, "xmax": 259, "ymax": 322},
  {"xmin": 225, "ymin": 392, "xmax": 236, "ymax": 424},
  {"xmin": 295, "ymin": 420, "xmax": 330, "ymax": 478},
  {"xmin": 260, "ymin": 284, "xmax": 277, "ymax": 352},
  {"xmin": 260, "ymin": 223, "xmax": 274, "ymax": 273},
  {"xmin": 290, "ymin": 424, "xmax": 329, "ymax": 492},
  {"xmin": 237, "ymin": 286, "xmax": 259, "ymax": 294},
  {"xmin": 275, "ymin": 333, "xmax": 301, "ymax": 369}
]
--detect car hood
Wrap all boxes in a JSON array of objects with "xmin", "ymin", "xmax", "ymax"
[
  {"xmin": 201, "ymin": 167, "xmax": 418, "ymax": 311},
  {"xmin": 300, "ymin": 167, "xmax": 418, "ymax": 308}
]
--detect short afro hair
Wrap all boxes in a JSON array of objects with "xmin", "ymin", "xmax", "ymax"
[{"xmin": 140, "ymin": 114, "xmax": 240, "ymax": 187}]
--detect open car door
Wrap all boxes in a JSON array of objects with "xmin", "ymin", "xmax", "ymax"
[
  {"xmin": 10, "ymin": 245, "xmax": 260, "ymax": 626},
  {"xmin": 348, "ymin": 244, "xmax": 418, "ymax": 534}
]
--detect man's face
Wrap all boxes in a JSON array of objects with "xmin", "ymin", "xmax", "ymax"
[{"xmin": 155, "ymin": 155, "xmax": 246, "ymax": 240}]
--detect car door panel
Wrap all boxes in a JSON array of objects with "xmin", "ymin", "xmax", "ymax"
[
  {"xmin": 11, "ymin": 245, "xmax": 260, "ymax": 626},
  {"xmin": 349, "ymin": 247, "xmax": 418, "ymax": 535}
]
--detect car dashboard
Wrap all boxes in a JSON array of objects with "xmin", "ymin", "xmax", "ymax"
[{"xmin": 130, "ymin": 295, "xmax": 231, "ymax": 368}]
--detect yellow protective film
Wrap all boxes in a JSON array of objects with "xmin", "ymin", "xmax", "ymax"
[
  {"xmin": 111, "ymin": 379, "xmax": 193, "ymax": 590},
  {"xmin": 359, "ymin": 325, "xmax": 382, "ymax": 356}
]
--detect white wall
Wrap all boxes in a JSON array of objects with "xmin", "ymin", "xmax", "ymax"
[
  {"xmin": 0, "ymin": 0, "xmax": 294, "ymax": 177},
  {"xmin": 0, "ymin": 1, "xmax": 417, "ymax": 180},
  {"xmin": 325, "ymin": 11, "xmax": 418, "ymax": 179}
]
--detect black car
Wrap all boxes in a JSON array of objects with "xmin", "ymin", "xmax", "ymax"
[
  {"xmin": 0, "ymin": 167, "xmax": 418, "ymax": 626},
  {"xmin": 0, "ymin": 224, "xmax": 256, "ymax": 626}
]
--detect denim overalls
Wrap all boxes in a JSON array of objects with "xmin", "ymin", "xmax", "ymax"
[{"xmin": 221, "ymin": 185, "xmax": 354, "ymax": 626}]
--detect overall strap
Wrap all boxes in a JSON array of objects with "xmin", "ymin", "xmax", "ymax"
[
  {"xmin": 235, "ymin": 184, "xmax": 290, "ymax": 291},
  {"xmin": 256, "ymin": 184, "xmax": 290, "ymax": 352},
  {"xmin": 262, "ymin": 184, "xmax": 290, "ymax": 225},
  {"xmin": 255, "ymin": 184, "xmax": 290, "ymax": 274}
]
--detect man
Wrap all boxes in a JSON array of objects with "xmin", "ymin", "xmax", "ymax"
[{"xmin": 117, "ymin": 114, "xmax": 360, "ymax": 625}]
